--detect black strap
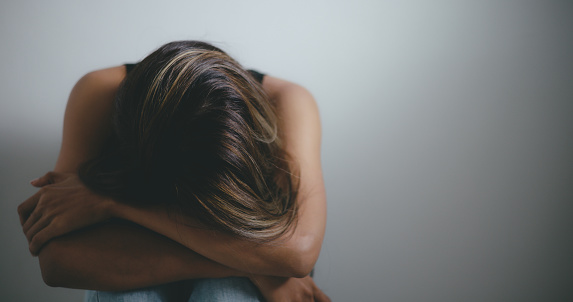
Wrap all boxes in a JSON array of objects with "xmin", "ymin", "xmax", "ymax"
[
  {"xmin": 248, "ymin": 69, "xmax": 265, "ymax": 84},
  {"xmin": 125, "ymin": 63, "xmax": 137, "ymax": 74}
]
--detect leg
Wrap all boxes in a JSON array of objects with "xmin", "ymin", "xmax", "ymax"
[
  {"xmin": 84, "ymin": 281, "xmax": 189, "ymax": 302},
  {"xmin": 188, "ymin": 277, "xmax": 262, "ymax": 302}
]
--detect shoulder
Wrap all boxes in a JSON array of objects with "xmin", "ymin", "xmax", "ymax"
[
  {"xmin": 54, "ymin": 66, "xmax": 127, "ymax": 172},
  {"xmin": 81, "ymin": 65, "xmax": 127, "ymax": 83},
  {"xmin": 262, "ymin": 75, "xmax": 320, "ymax": 136},
  {"xmin": 72, "ymin": 66, "xmax": 127, "ymax": 97},
  {"xmin": 262, "ymin": 75, "xmax": 317, "ymax": 109},
  {"xmin": 65, "ymin": 66, "xmax": 127, "ymax": 125},
  {"xmin": 262, "ymin": 75, "xmax": 322, "ymax": 170},
  {"xmin": 64, "ymin": 66, "xmax": 127, "ymax": 125}
]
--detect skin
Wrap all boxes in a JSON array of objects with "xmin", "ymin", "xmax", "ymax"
[{"xmin": 18, "ymin": 65, "xmax": 329, "ymax": 301}]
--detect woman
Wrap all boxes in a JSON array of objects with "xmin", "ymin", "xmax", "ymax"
[{"xmin": 18, "ymin": 41, "xmax": 328, "ymax": 301}]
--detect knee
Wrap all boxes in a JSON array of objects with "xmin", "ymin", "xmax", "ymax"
[
  {"xmin": 189, "ymin": 277, "xmax": 262, "ymax": 302},
  {"xmin": 85, "ymin": 283, "xmax": 183, "ymax": 302}
]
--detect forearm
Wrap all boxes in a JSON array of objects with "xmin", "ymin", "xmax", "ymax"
[
  {"xmin": 39, "ymin": 220, "xmax": 246, "ymax": 291},
  {"xmin": 112, "ymin": 200, "xmax": 323, "ymax": 278}
]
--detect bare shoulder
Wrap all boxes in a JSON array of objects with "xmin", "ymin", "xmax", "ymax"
[
  {"xmin": 262, "ymin": 75, "xmax": 318, "ymax": 115},
  {"xmin": 262, "ymin": 75, "xmax": 320, "ymax": 142},
  {"xmin": 80, "ymin": 65, "xmax": 127, "ymax": 85},
  {"xmin": 72, "ymin": 66, "xmax": 126, "ymax": 96},
  {"xmin": 66, "ymin": 66, "xmax": 127, "ymax": 114},
  {"xmin": 262, "ymin": 75, "xmax": 322, "ymax": 173},
  {"xmin": 54, "ymin": 66, "xmax": 127, "ymax": 172}
]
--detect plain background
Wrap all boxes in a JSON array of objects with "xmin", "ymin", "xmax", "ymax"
[{"xmin": 1, "ymin": 1, "xmax": 572, "ymax": 301}]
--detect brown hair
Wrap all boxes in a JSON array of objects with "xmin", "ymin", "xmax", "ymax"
[{"xmin": 80, "ymin": 41, "xmax": 298, "ymax": 241}]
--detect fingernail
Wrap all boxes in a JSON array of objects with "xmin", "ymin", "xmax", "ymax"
[{"xmin": 30, "ymin": 178, "xmax": 39, "ymax": 185}]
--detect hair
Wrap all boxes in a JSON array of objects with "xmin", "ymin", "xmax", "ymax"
[{"xmin": 79, "ymin": 41, "xmax": 298, "ymax": 241}]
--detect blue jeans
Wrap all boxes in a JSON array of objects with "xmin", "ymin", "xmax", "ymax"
[{"xmin": 84, "ymin": 277, "xmax": 263, "ymax": 302}]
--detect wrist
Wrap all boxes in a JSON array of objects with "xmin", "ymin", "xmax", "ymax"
[
  {"xmin": 248, "ymin": 275, "xmax": 264, "ymax": 291},
  {"xmin": 249, "ymin": 275, "xmax": 284, "ymax": 286},
  {"xmin": 248, "ymin": 274, "xmax": 261, "ymax": 284},
  {"xmin": 105, "ymin": 197, "xmax": 123, "ymax": 219}
]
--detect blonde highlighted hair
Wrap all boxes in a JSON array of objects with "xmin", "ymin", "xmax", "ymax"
[{"xmin": 80, "ymin": 41, "xmax": 298, "ymax": 241}]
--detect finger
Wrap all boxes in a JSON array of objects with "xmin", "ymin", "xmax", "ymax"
[
  {"xmin": 25, "ymin": 215, "xmax": 51, "ymax": 243},
  {"xmin": 30, "ymin": 171, "xmax": 58, "ymax": 187},
  {"xmin": 29, "ymin": 226, "xmax": 53, "ymax": 256},
  {"xmin": 22, "ymin": 205, "xmax": 44, "ymax": 234},
  {"xmin": 312, "ymin": 282, "xmax": 331, "ymax": 302},
  {"xmin": 314, "ymin": 290, "xmax": 331, "ymax": 302},
  {"xmin": 315, "ymin": 291, "xmax": 331, "ymax": 302},
  {"xmin": 18, "ymin": 190, "xmax": 42, "ymax": 225}
]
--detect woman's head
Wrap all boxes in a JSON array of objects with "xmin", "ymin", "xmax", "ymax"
[{"xmin": 81, "ymin": 41, "xmax": 297, "ymax": 241}]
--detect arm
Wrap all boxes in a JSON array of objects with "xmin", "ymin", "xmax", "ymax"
[
  {"xmin": 42, "ymin": 221, "xmax": 330, "ymax": 302},
  {"xmin": 29, "ymin": 66, "xmax": 245, "ymax": 289},
  {"xmin": 21, "ymin": 67, "xmax": 326, "ymax": 281},
  {"xmin": 40, "ymin": 220, "xmax": 246, "ymax": 291}
]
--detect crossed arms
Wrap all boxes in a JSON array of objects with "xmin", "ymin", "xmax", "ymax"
[{"xmin": 18, "ymin": 66, "xmax": 327, "ymax": 295}]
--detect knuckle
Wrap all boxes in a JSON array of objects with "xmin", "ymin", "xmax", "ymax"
[
  {"xmin": 22, "ymin": 218, "xmax": 30, "ymax": 230},
  {"xmin": 33, "ymin": 233, "xmax": 45, "ymax": 246},
  {"xmin": 38, "ymin": 194, "xmax": 53, "ymax": 206},
  {"xmin": 27, "ymin": 232, "xmax": 36, "ymax": 243},
  {"xmin": 30, "ymin": 238, "xmax": 38, "ymax": 250},
  {"xmin": 17, "ymin": 204, "xmax": 25, "ymax": 215},
  {"xmin": 35, "ymin": 200, "xmax": 45, "ymax": 210},
  {"xmin": 22, "ymin": 221, "xmax": 30, "ymax": 232},
  {"xmin": 299, "ymin": 289, "xmax": 313, "ymax": 301},
  {"xmin": 50, "ymin": 217, "xmax": 61, "ymax": 228},
  {"xmin": 27, "ymin": 211, "xmax": 38, "ymax": 221}
]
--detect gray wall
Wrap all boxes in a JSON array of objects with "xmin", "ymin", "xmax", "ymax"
[{"xmin": 2, "ymin": 1, "xmax": 572, "ymax": 301}]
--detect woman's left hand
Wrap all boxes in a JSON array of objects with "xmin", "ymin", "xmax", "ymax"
[
  {"xmin": 250, "ymin": 275, "xmax": 331, "ymax": 302},
  {"xmin": 18, "ymin": 171, "xmax": 115, "ymax": 255}
]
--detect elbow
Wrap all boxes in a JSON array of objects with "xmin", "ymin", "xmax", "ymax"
[
  {"xmin": 288, "ymin": 261, "xmax": 315, "ymax": 279},
  {"xmin": 38, "ymin": 241, "xmax": 67, "ymax": 287},
  {"xmin": 284, "ymin": 234, "xmax": 321, "ymax": 278},
  {"xmin": 38, "ymin": 239, "xmax": 93, "ymax": 289},
  {"xmin": 42, "ymin": 272, "xmax": 61, "ymax": 288},
  {"xmin": 41, "ymin": 270, "xmax": 58, "ymax": 288},
  {"xmin": 38, "ymin": 240, "xmax": 109, "ymax": 290},
  {"xmin": 290, "ymin": 254, "xmax": 318, "ymax": 278}
]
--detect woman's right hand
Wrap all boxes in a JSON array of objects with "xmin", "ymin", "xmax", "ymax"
[
  {"xmin": 250, "ymin": 275, "xmax": 330, "ymax": 302},
  {"xmin": 18, "ymin": 171, "xmax": 115, "ymax": 255}
]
